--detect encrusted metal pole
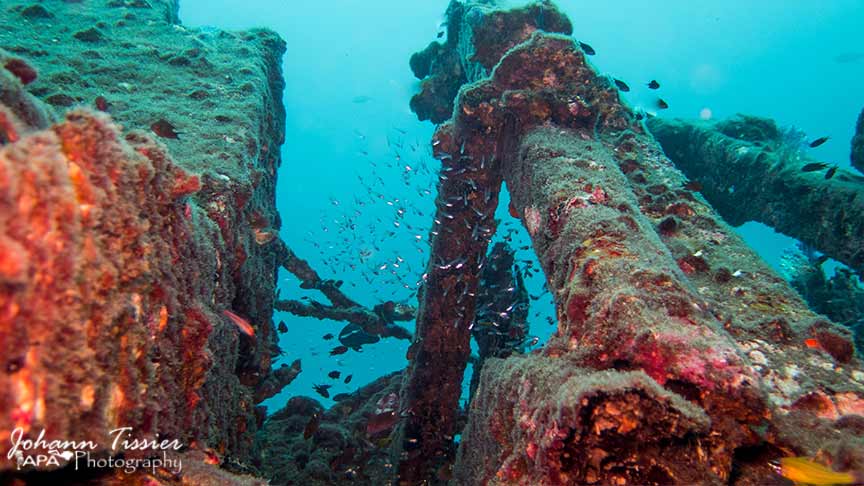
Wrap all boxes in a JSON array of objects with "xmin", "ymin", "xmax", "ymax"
[
  {"xmin": 648, "ymin": 116, "xmax": 864, "ymax": 275},
  {"xmin": 394, "ymin": 1, "xmax": 574, "ymax": 482},
  {"xmin": 469, "ymin": 242, "xmax": 529, "ymax": 399},
  {"xmin": 392, "ymin": 123, "xmax": 504, "ymax": 482}
]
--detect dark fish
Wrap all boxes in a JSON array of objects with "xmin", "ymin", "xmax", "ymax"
[
  {"xmin": 646, "ymin": 80, "xmax": 660, "ymax": 89},
  {"xmin": 801, "ymin": 162, "xmax": 829, "ymax": 172},
  {"xmin": 406, "ymin": 341, "xmax": 420, "ymax": 360},
  {"xmin": 578, "ymin": 41, "xmax": 595, "ymax": 56},
  {"xmin": 809, "ymin": 136, "xmax": 829, "ymax": 148},
  {"xmin": 344, "ymin": 374, "xmax": 353, "ymax": 384},
  {"xmin": 613, "ymin": 78, "xmax": 630, "ymax": 92},
  {"xmin": 684, "ymin": 181, "xmax": 703, "ymax": 192},
  {"xmin": 303, "ymin": 412, "xmax": 320, "ymax": 439},
  {"xmin": 338, "ymin": 323, "xmax": 380, "ymax": 351},
  {"xmin": 328, "ymin": 370, "xmax": 341, "ymax": 379},
  {"xmin": 825, "ymin": 165, "xmax": 838, "ymax": 180},
  {"xmin": 656, "ymin": 98, "xmax": 669, "ymax": 110},
  {"xmin": 437, "ymin": 31, "xmax": 444, "ymax": 39},
  {"xmin": 94, "ymin": 96, "xmax": 109, "ymax": 111},
  {"xmin": 150, "ymin": 119, "xmax": 181, "ymax": 139},
  {"xmin": 313, "ymin": 384, "xmax": 331, "ymax": 398},
  {"xmin": 323, "ymin": 333, "xmax": 334, "ymax": 340},
  {"xmin": 330, "ymin": 345, "xmax": 349, "ymax": 356},
  {"xmin": 277, "ymin": 321, "xmax": 288, "ymax": 333}
]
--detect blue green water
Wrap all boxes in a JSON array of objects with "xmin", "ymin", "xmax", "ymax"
[{"xmin": 178, "ymin": 0, "xmax": 864, "ymax": 412}]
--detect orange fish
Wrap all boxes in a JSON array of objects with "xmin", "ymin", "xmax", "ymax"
[
  {"xmin": 771, "ymin": 457, "xmax": 863, "ymax": 485},
  {"xmin": 804, "ymin": 338, "xmax": 822, "ymax": 350},
  {"xmin": 222, "ymin": 310, "xmax": 254, "ymax": 337},
  {"xmin": 203, "ymin": 448, "xmax": 220, "ymax": 465}
]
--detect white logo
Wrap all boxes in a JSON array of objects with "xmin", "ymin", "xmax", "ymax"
[{"xmin": 7, "ymin": 427, "xmax": 183, "ymax": 474}]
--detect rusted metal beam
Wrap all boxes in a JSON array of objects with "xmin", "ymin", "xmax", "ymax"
[
  {"xmin": 392, "ymin": 123, "xmax": 504, "ymax": 483},
  {"xmin": 648, "ymin": 116, "xmax": 864, "ymax": 276}
]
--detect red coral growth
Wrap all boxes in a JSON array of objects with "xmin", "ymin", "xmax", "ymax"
[
  {"xmin": 171, "ymin": 172, "xmax": 201, "ymax": 198},
  {"xmin": 566, "ymin": 293, "xmax": 590, "ymax": 326},
  {"xmin": 0, "ymin": 234, "xmax": 27, "ymax": 283},
  {"xmin": 665, "ymin": 202, "xmax": 696, "ymax": 218},
  {"xmin": 811, "ymin": 328, "xmax": 855, "ymax": 364},
  {"xmin": 588, "ymin": 185, "xmax": 608, "ymax": 204},
  {"xmin": 0, "ymin": 110, "xmax": 255, "ymax": 469},
  {"xmin": 791, "ymin": 391, "xmax": 838, "ymax": 420},
  {"xmin": 3, "ymin": 58, "xmax": 37, "ymax": 85},
  {"xmin": 677, "ymin": 255, "xmax": 709, "ymax": 274},
  {"xmin": 0, "ymin": 107, "xmax": 22, "ymax": 143}
]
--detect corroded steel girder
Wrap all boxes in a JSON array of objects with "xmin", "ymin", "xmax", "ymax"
[{"xmin": 649, "ymin": 116, "xmax": 864, "ymax": 276}]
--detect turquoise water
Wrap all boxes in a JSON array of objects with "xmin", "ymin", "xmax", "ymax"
[{"xmin": 178, "ymin": 0, "xmax": 864, "ymax": 413}]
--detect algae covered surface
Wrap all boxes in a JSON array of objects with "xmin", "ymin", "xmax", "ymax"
[{"xmin": 0, "ymin": 0, "xmax": 288, "ymax": 482}]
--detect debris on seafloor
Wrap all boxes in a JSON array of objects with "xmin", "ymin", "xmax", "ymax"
[
  {"xmin": 273, "ymin": 239, "xmax": 414, "ymax": 342},
  {"xmin": 648, "ymin": 114, "xmax": 864, "ymax": 276},
  {"xmin": 256, "ymin": 373, "xmax": 405, "ymax": 485}
]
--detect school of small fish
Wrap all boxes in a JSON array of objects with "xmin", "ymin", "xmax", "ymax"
[{"xmin": 277, "ymin": 127, "xmax": 556, "ymax": 399}]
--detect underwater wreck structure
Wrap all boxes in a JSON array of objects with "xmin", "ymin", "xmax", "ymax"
[
  {"xmin": 394, "ymin": 0, "xmax": 864, "ymax": 484},
  {"xmin": 648, "ymin": 115, "xmax": 864, "ymax": 276},
  {"xmin": 0, "ymin": 0, "xmax": 288, "ymax": 483}
]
